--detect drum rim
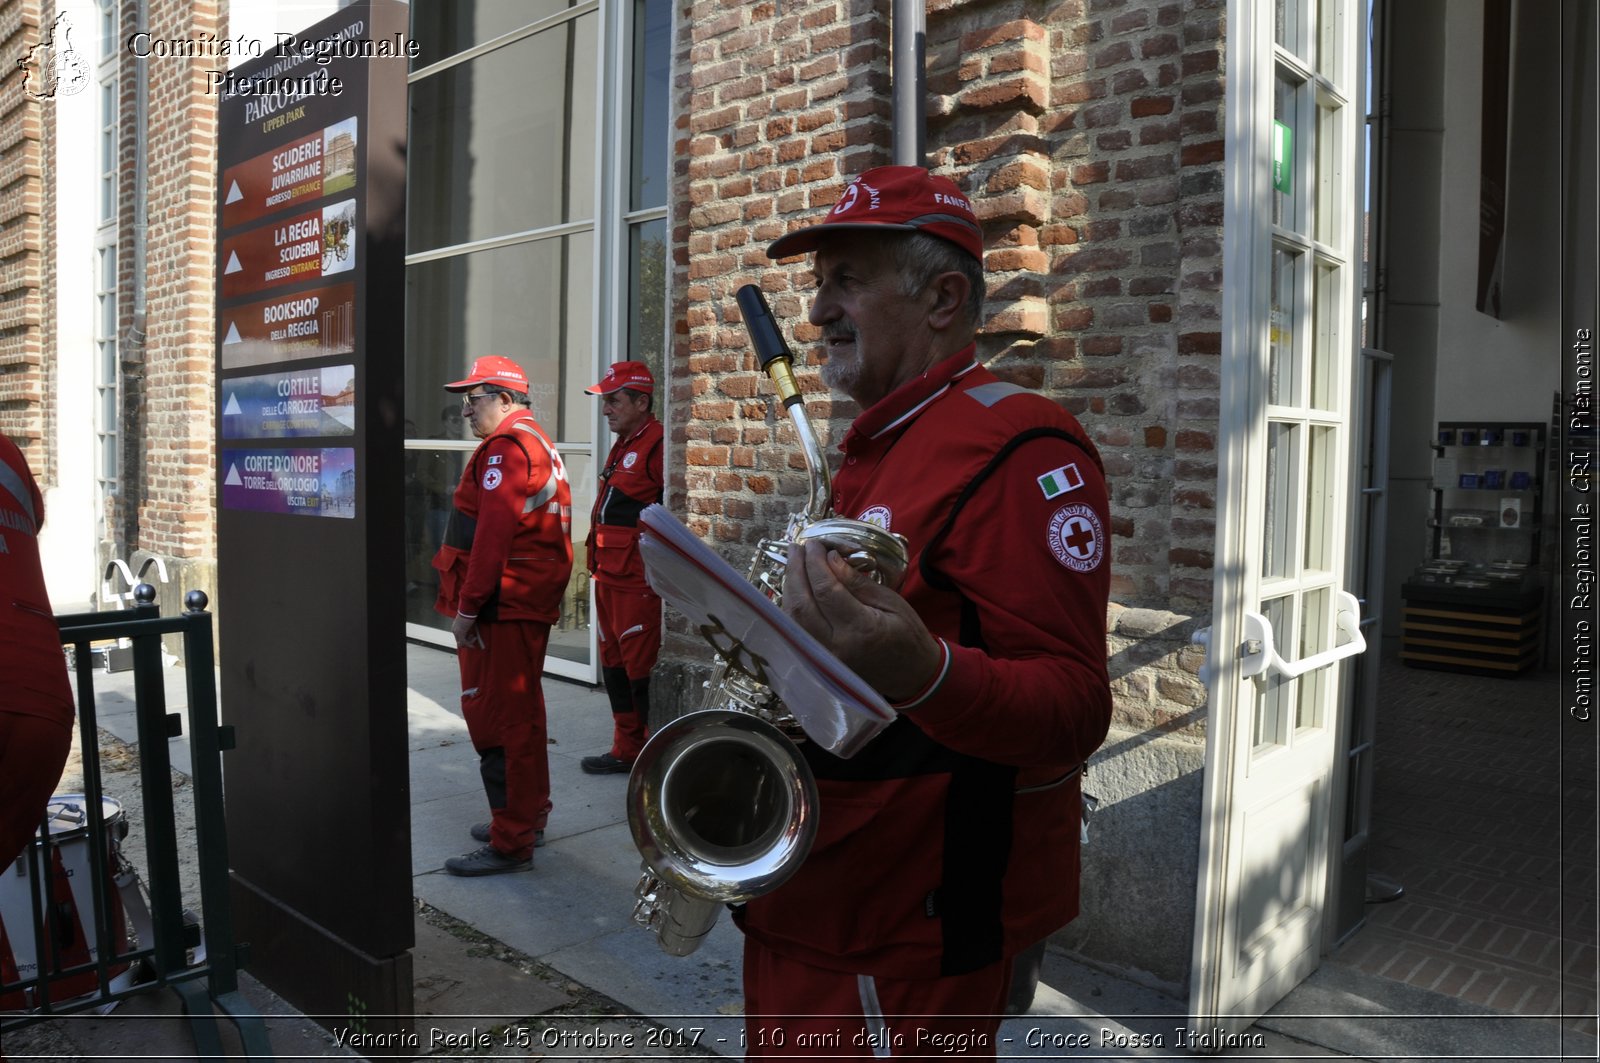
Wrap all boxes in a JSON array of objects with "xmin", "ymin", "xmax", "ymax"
[{"xmin": 37, "ymin": 794, "xmax": 125, "ymax": 841}]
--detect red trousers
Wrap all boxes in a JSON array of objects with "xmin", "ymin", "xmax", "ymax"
[
  {"xmin": 743, "ymin": 936, "xmax": 1009, "ymax": 1060},
  {"xmin": 456, "ymin": 621, "xmax": 551, "ymax": 860},
  {"xmin": 593, "ymin": 582, "xmax": 661, "ymax": 760},
  {"xmin": 0, "ymin": 714, "xmax": 73, "ymax": 870}
]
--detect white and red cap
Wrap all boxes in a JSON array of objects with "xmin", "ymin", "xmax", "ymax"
[
  {"xmin": 766, "ymin": 165, "xmax": 984, "ymax": 263},
  {"xmin": 585, "ymin": 361, "xmax": 656, "ymax": 395},
  {"xmin": 444, "ymin": 355, "xmax": 529, "ymax": 394}
]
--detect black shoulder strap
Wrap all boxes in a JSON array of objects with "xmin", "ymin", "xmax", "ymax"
[{"xmin": 919, "ymin": 426, "xmax": 1096, "ymax": 593}]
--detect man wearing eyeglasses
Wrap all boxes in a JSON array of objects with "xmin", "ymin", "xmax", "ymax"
[{"xmin": 433, "ymin": 356, "xmax": 573, "ymax": 876}]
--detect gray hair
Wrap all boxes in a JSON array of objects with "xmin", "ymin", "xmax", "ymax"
[
  {"xmin": 482, "ymin": 384, "xmax": 531, "ymax": 407},
  {"xmin": 886, "ymin": 232, "xmax": 985, "ymax": 329}
]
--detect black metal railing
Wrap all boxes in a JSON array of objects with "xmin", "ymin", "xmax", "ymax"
[{"xmin": 0, "ymin": 584, "xmax": 270, "ymax": 1058}]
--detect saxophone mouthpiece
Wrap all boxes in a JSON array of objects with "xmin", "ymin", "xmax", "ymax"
[
  {"xmin": 737, "ymin": 284, "xmax": 803, "ymax": 408},
  {"xmin": 737, "ymin": 285, "xmax": 791, "ymax": 371}
]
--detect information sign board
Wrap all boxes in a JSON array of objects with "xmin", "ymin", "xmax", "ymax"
[{"xmin": 213, "ymin": 0, "xmax": 412, "ymax": 1043}]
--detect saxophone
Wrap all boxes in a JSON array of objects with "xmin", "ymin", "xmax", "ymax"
[{"xmin": 624, "ymin": 285, "xmax": 909, "ymax": 955}]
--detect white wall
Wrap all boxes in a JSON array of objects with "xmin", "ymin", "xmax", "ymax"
[
  {"xmin": 1431, "ymin": 0, "xmax": 1562, "ymax": 423},
  {"xmin": 1378, "ymin": 0, "xmax": 1565, "ymax": 637},
  {"xmin": 226, "ymin": 1, "xmax": 345, "ymax": 67},
  {"xmin": 39, "ymin": 0, "xmax": 106, "ymax": 611}
]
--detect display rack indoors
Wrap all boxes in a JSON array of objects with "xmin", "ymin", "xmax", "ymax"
[{"xmin": 1400, "ymin": 421, "xmax": 1545, "ymax": 674}]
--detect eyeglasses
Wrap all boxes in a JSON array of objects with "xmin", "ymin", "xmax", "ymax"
[{"xmin": 462, "ymin": 391, "xmax": 498, "ymax": 409}]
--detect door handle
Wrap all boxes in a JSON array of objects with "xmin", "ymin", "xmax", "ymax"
[{"xmin": 1239, "ymin": 590, "xmax": 1366, "ymax": 679}]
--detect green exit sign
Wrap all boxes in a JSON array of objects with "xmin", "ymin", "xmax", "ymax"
[{"xmin": 1272, "ymin": 121, "xmax": 1293, "ymax": 194}]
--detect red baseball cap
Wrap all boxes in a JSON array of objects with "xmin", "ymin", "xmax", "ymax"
[
  {"xmin": 766, "ymin": 165, "xmax": 984, "ymax": 263},
  {"xmin": 585, "ymin": 361, "xmax": 655, "ymax": 395},
  {"xmin": 444, "ymin": 355, "xmax": 529, "ymax": 394}
]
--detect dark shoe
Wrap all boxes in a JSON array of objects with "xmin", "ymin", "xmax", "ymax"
[
  {"xmin": 581, "ymin": 752, "xmax": 633, "ymax": 775},
  {"xmin": 470, "ymin": 822, "xmax": 544, "ymax": 847},
  {"xmin": 444, "ymin": 844, "xmax": 531, "ymax": 877}
]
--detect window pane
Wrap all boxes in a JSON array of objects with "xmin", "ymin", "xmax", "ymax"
[
  {"xmin": 1263, "ymin": 420, "xmax": 1299, "ymax": 580},
  {"xmin": 1317, "ymin": 0, "xmax": 1341, "ymax": 78},
  {"xmin": 100, "ymin": 1, "xmax": 115, "ymax": 57},
  {"xmin": 627, "ymin": 218, "xmax": 667, "ymax": 378},
  {"xmin": 100, "ymin": 434, "xmax": 118, "ymax": 484},
  {"xmin": 405, "ymin": 232, "xmax": 594, "ymax": 442},
  {"xmin": 1304, "ymin": 424, "xmax": 1336, "ymax": 573},
  {"xmin": 403, "ymin": 444, "xmax": 593, "ymax": 671},
  {"xmin": 410, "ymin": 0, "xmax": 579, "ymax": 68},
  {"xmin": 1314, "ymin": 100, "xmax": 1340, "ymax": 248},
  {"xmin": 549, "ymin": 447, "xmax": 593, "ymax": 666},
  {"xmin": 1310, "ymin": 261, "xmax": 1338, "ymax": 411},
  {"xmin": 630, "ymin": 0, "xmax": 671, "ymax": 211},
  {"xmin": 1275, "ymin": 0, "xmax": 1308, "ymax": 55},
  {"xmin": 1295, "ymin": 586, "xmax": 1330, "ymax": 731},
  {"xmin": 1272, "ymin": 75, "xmax": 1301, "ymax": 230},
  {"xmin": 100, "ymin": 340, "xmax": 116, "ymax": 381},
  {"xmin": 1268, "ymin": 248, "xmax": 1300, "ymax": 405},
  {"xmin": 404, "ymin": 447, "xmax": 467, "ymax": 628},
  {"xmin": 408, "ymin": 13, "xmax": 598, "ymax": 251},
  {"xmin": 1252, "ymin": 595, "xmax": 1293, "ymax": 752}
]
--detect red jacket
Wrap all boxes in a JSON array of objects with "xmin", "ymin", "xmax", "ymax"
[
  {"xmin": 585, "ymin": 416, "xmax": 663, "ymax": 588},
  {"xmin": 433, "ymin": 411, "xmax": 574, "ymax": 625},
  {"xmin": 738, "ymin": 347, "xmax": 1112, "ymax": 979},
  {"xmin": 0, "ymin": 436, "xmax": 74, "ymax": 726}
]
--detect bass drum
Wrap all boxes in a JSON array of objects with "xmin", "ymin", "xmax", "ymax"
[{"xmin": 0, "ymin": 795, "xmax": 137, "ymax": 1010}]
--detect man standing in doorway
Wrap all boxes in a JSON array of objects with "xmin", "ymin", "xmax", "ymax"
[
  {"xmin": 432, "ymin": 356, "xmax": 573, "ymax": 875},
  {"xmin": 579, "ymin": 361, "xmax": 664, "ymax": 775}
]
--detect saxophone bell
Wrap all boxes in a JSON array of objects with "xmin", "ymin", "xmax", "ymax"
[
  {"xmin": 625, "ymin": 285, "xmax": 907, "ymax": 955},
  {"xmin": 627, "ymin": 709, "xmax": 819, "ymax": 955}
]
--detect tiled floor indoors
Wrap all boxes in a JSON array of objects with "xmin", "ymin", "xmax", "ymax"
[{"xmin": 1327, "ymin": 650, "xmax": 1597, "ymax": 1038}]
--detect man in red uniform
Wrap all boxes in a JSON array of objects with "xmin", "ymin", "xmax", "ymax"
[
  {"xmin": 432, "ymin": 356, "xmax": 573, "ymax": 876},
  {"xmin": 740, "ymin": 166, "xmax": 1113, "ymax": 1054},
  {"xmin": 0, "ymin": 436, "xmax": 75, "ymax": 876},
  {"xmin": 579, "ymin": 361, "xmax": 664, "ymax": 775}
]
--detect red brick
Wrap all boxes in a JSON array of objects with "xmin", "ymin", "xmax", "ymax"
[{"xmin": 1132, "ymin": 94, "xmax": 1176, "ymax": 117}]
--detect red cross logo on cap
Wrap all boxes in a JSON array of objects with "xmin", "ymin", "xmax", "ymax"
[{"xmin": 1048, "ymin": 503, "xmax": 1104, "ymax": 572}]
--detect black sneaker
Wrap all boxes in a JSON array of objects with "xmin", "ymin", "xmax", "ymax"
[
  {"xmin": 470, "ymin": 823, "xmax": 544, "ymax": 847},
  {"xmin": 444, "ymin": 844, "xmax": 531, "ymax": 877},
  {"xmin": 581, "ymin": 752, "xmax": 633, "ymax": 775}
]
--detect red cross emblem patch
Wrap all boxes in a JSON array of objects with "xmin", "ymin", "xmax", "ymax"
[{"xmin": 1048, "ymin": 503, "xmax": 1103, "ymax": 572}]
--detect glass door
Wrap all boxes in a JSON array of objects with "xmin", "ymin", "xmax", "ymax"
[{"xmin": 1191, "ymin": 0, "xmax": 1368, "ymax": 1031}]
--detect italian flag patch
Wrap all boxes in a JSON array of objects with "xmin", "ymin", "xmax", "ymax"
[{"xmin": 1037, "ymin": 463, "xmax": 1084, "ymax": 500}]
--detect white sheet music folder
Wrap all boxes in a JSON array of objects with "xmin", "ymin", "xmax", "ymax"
[{"xmin": 637, "ymin": 504, "xmax": 895, "ymax": 759}]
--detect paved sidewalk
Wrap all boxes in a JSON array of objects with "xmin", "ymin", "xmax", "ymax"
[{"xmin": 6, "ymin": 641, "xmax": 1592, "ymax": 1060}]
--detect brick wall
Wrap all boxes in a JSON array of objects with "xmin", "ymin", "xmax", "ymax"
[
  {"xmin": 665, "ymin": 0, "xmax": 1222, "ymax": 704},
  {"xmin": 663, "ymin": 0, "xmax": 1226, "ymax": 987},
  {"xmin": 0, "ymin": 0, "xmax": 48, "ymax": 474},
  {"xmin": 122, "ymin": 0, "xmax": 221, "ymax": 564}
]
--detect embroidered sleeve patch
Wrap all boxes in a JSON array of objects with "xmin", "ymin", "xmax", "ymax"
[
  {"xmin": 482, "ymin": 468, "xmax": 503, "ymax": 490},
  {"xmin": 1048, "ymin": 502, "xmax": 1103, "ymax": 572},
  {"xmin": 1037, "ymin": 463, "xmax": 1083, "ymax": 499}
]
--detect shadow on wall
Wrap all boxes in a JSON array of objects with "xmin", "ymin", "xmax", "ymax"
[
  {"xmin": 1056, "ymin": 610, "xmax": 1209, "ymax": 995},
  {"xmin": 1062, "ymin": 731, "xmax": 1206, "ymax": 997}
]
